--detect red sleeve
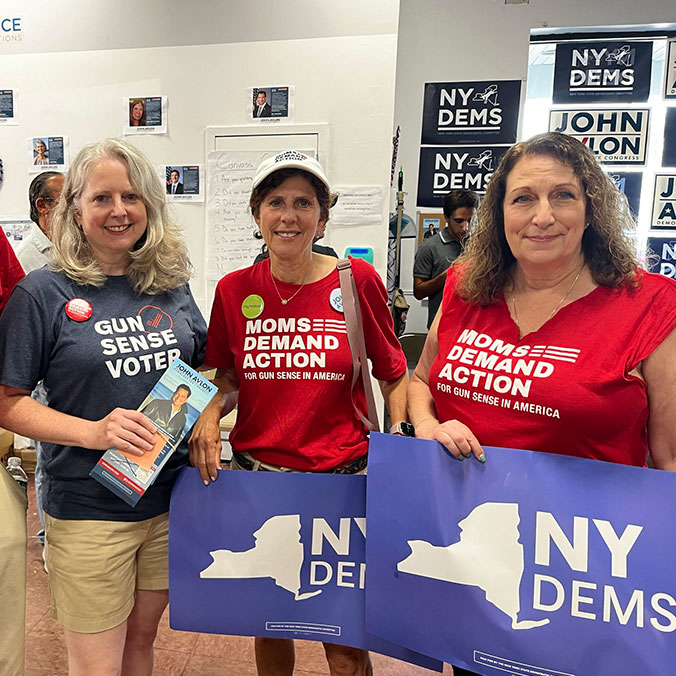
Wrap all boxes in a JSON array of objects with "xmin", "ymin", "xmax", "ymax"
[
  {"xmin": 626, "ymin": 271, "xmax": 676, "ymax": 368},
  {"xmin": 352, "ymin": 259, "xmax": 407, "ymax": 381},
  {"xmin": 0, "ymin": 230, "xmax": 25, "ymax": 315},
  {"xmin": 204, "ymin": 277, "xmax": 234, "ymax": 369}
]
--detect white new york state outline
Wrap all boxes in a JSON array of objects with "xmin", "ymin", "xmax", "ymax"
[
  {"xmin": 397, "ymin": 502, "xmax": 549, "ymax": 630},
  {"xmin": 200, "ymin": 514, "xmax": 322, "ymax": 601}
]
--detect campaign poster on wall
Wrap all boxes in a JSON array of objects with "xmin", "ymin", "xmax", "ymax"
[
  {"xmin": 365, "ymin": 434, "xmax": 676, "ymax": 676},
  {"xmin": 169, "ymin": 468, "xmax": 442, "ymax": 671},
  {"xmin": 249, "ymin": 86, "xmax": 294, "ymax": 123},
  {"xmin": 163, "ymin": 165, "xmax": 204, "ymax": 203},
  {"xmin": 647, "ymin": 237, "xmax": 676, "ymax": 278},
  {"xmin": 607, "ymin": 170, "xmax": 642, "ymax": 216},
  {"xmin": 416, "ymin": 145, "xmax": 509, "ymax": 208},
  {"xmin": 0, "ymin": 89, "xmax": 18, "ymax": 125},
  {"xmin": 662, "ymin": 107, "xmax": 676, "ymax": 167},
  {"xmin": 664, "ymin": 39, "xmax": 676, "ymax": 100},
  {"xmin": 27, "ymin": 136, "xmax": 68, "ymax": 173},
  {"xmin": 553, "ymin": 40, "xmax": 652, "ymax": 103},
  {"xmin": 549, "ymin": 108, "xmax": 650, "ymax": 165},
  {"xmin": 421, "ymin": 80, "xmax": 521, "ymax": 145},
  {"xmin": 651, "ymin": 174, "xmax": 676, "ymax": 230},
  {"xmin": 124, "ymin": 96, "xmax": 167, "ymax": 135}
]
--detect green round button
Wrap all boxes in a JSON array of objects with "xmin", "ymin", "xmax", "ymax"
[{"xmin": 241, "ymin": 294, "xmax": 264, "ymax": 319}]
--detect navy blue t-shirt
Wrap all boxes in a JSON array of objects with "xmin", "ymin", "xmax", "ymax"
[{"xmin": 0, "ymin": 269, "xmax": 207, "ymax": 521}]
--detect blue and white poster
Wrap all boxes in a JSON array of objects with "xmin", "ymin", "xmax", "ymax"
[
  {"xmin": 169, "ymin": 468, "xmax": 442, "ymax": 671},
  {"xmin": 417, "ymin": 145, "xmax": 509, "ymax": 208},
  {"xmin": 553, "ymin": 40, "xmax": 652, "ymax": 103},
  {"xmin": 664, "ymin": 38, "xmax": 676, "ymax": 100},
  {"xmin": 365, "ymin": 433, "xmax": 676, "ymax": 676},
  {"xmin": 651, "ymin": 174, "xmax": 676, "ymax": 230},
  {"xmin": 421, "ymin": 80, "xmax": 521, "ymax": 145},
  {"xmin": 647, "ymin": 237, "xmax": 676, "ymax": 278},
  {"xmin": 607, "ymin": 170, "xmax": 642, "ymax": 216},
  {"xmin": 662, "ymin": 107, "xmax": 676, "ymax": 167},
  {"xmin": 549, "ymin": 108, "xmax": 650, "ymax": 165}
]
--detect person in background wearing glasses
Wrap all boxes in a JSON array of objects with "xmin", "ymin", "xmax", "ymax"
[
  {"xmin": 413, "ymin": 189, "xmax": 478, "ymax": 329},
  {"xmin": 10, "ymin": 171, "xmax": 66, "ymax": 551}
]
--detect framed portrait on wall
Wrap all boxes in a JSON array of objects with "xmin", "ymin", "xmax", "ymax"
[{"xmin": 417, "ymin": 212, "xmax": 444, "ymax": 245}]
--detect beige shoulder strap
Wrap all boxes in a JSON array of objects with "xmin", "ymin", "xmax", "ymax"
[{"xmin": 337, "ymin": 258, "xmax": 380, "ymax": 432}]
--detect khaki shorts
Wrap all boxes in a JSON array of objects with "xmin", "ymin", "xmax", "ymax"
[{"xmin": 44, "ymin": 512, "xmax": 169, "ymax": 633}]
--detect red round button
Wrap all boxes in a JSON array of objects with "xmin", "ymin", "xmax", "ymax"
[{"xmin": 65, "ymin": 298, "xmax": 93, "ymax": 322}]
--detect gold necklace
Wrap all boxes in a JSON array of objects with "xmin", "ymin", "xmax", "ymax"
[
  {"xmin": 511, "ymin": 267, "xmax": 583, "ymax": 330},
  {"xmin": 270, "ymin": 270, "xmax": 306, "ymax": 305}
]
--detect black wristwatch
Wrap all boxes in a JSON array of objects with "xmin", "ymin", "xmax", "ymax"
[{"xmin": 389, "ymin": 422, "xmax": 415, "ymax": 437}]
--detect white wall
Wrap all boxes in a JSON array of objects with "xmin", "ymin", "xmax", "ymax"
[
  {"xmin": 0, "ymin": 0, "xmax": 398, "ymax": 54},
  {"xmin": 394, "ymin": 0, "xmax": 676, "ymax": 333},
  {"xmin": 0, "ymin": 2, "xmax": 399, "ymax": 314}
]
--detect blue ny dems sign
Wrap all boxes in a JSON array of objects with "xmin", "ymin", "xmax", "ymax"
[
  {"xmin": 553, "ymin": 40, "xmax": 652, "ymax": 103},
  {"xmin": 647, "ymin": 237, "xmax": 676, "ymax": 279},
  {"xmin": 421, "ymin": 80, "xmax": 521, "ymax": 145},
  {"xmin": 549, "ymin": 108, "xmax": 650, "ymax": 165},
  {"xmin": 365, "ymin": 434, "xmax": 676, "ymax": 676},
  {"xmin": 417, "ymin": 145, "xmax": 509, "ymax": 208},
  {"xmin": 168, "ymin": 468, "xmax": 441, "ymax": 671}
]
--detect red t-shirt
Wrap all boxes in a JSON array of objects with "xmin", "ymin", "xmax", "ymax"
[
  {"xmin": 0, "ymin": 229, "xmax": 25, "ymax": 315},
  {"xmin": 205, "ymin": 258, "xmax": 406, "ymax": 471},
  {"xmin": 430, "ymin": 269, "xmax": 676, "ymax": 466}
]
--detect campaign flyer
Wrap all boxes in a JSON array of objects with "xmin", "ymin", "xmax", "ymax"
[{"xmin": 90, "ymin": 358, "xmax": 216, "ymax": 507}]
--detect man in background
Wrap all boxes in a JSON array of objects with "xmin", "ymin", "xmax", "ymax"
[
  {"xmin": 413, "ymin": 189, "xmax": 478, "ymax": 329},
  {"xmin": 15, "ymin": 171, "xmax": 64, "ymax": 273},
  {"xmin": 13, "ymin": 172, "xmax": 64, "ymax": 550},
  {"xmin": 253, "ymin": 90, "xmax": 272, "ymax": 118}
]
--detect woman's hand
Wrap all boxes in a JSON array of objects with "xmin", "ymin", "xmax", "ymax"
[
  {"xmin": 188, "ymin": 410, "xmax": 222, "ymax": 485},
  {"xmin": 416, "ymin": 417, "xmax": 485, "ymax": 463},
  {"xmin": 88, "ymin": 408, "xmax": 156, "ymax": 456}
]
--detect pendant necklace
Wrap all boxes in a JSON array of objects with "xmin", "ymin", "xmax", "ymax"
[
  {"xmin": 511, "ymin": 266, "xmax": 583, "ymax": 331},
  {"xmin": 270, "ymin": 270, "xmax": 306, "ymax": 305}
]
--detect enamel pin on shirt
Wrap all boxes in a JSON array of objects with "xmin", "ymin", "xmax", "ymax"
[{"xmin": 65, "ymin": 298, "xmax": 93, "ymax": 322}]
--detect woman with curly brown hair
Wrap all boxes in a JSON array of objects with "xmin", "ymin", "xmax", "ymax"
[{"xmin": 409, "ymin": 132, "xmax": 676, "ymax": 674}]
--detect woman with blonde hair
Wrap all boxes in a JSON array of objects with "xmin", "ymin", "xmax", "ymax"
[
  {"xmin": 0, "ymin": 138, "xmax": 206, "ymax": 676},
  {"xmin": 409, "ymin": 132, "xmax": 676, "ymax": 676}
]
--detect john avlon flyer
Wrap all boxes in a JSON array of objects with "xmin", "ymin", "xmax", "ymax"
[{"xmin": 91, "ymin": 358, "xmax": 216, "ymax": 507}]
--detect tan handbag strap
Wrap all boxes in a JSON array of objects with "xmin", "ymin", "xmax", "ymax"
[{"xmin": 337, "ymin": 258, "xmax": 380, "ymax": 432}]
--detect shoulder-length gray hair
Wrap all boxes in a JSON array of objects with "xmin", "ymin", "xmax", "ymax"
[
  {"xmin": 456, "ymin": 132, "xmax": 639, "ymax": 306},
  {"xmin": 50, "ymin": 138, "xmax": 191, "ymax": 295}
]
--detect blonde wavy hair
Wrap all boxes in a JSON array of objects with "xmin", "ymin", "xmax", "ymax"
[
  {"xmin": 50, "ymin": 138, "xmax": 192, "ymax": 295},
  {"xmin": 457, "ymin": 132, "xmax": 639, "ymax": 306}
]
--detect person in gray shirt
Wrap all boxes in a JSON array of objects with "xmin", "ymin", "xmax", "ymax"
[{"xmin": 413, "ymin": 189, "xmax": 478, "ymax": 328}]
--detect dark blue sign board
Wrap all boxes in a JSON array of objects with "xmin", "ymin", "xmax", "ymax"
[
  {"xmin": 417, "ymin": 145, "xmax": 509, "ymax": 208},
  {"xmin": 647, "ymin": 237, "xmax": 676, "ymax": 279},
  {"xmin": 366, "ymin": 433, "xmax": 676, "ymax": 676},
  {"xmin": 607, "ymin": 170, "xmax": 642, "ymax": 215},
  {"xmin": 662, "ymin": 107, "xmax": 676, "ymax": 168},
  {"xmin": 169, "ymin": 468, "xmax": 441, "ymax": 671},
  {"xmin": 421, "ymin": 80, "xmax": 521, "ymax": 145},
  {"xmin": 553, "ymin": 40, "xmax": 653, "ymax": 103}
]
